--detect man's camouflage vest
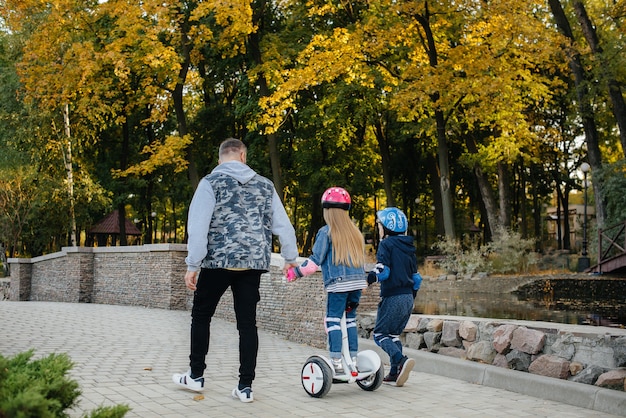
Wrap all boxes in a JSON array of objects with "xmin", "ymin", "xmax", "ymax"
[{"xmin": 201, "ymin": 172, "xmax": 274, "ymax": 271}]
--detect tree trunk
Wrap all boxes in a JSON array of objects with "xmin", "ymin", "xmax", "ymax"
[
  {"xmin": 518, "ymin": 163, "xmax": 528, "ymax": 238},
  {"xmin": 556, "ymin": 181, "xmax": 563, "ymax": 250},
  {"xmin": 466, "ymin": 136, "xmax": 500, "ymax": 238},
  {"xmin": 414, "ymin": 5, "xmax": 455, "ymax": 239},
  {"xmin": 248, "ymin": 1, "xmax": 284, "ymax": 198},
  {"xmin": 172, "ymin": 8, "xmax": 199, "ymax": 189},
  {"xmin": 434, "ymin": 108, "xmax": 455, "ymax": 239},
  {"xmin": 475, "ymin": 165, "xmax": 500, "ymax": 238},
  {"xmin": 561, "ymin": 186, "xmax": 571, "ymax": 251},
  {"xmin": 144, "ymin": 105, "xmax": 155, "ymax": 244},
  {"xmin": 497, "ymin": 161, "xmax": 511, "ymax": 228},
  {"xmin": 530, "ymin": 165, "xmax": 543, "ymax": 251},
  {"xmin": 117, "ymin": 203, "xmax": 127, "ymax": 247},
  {"xmin": 573, "ymin": 1, "xmax": 626, "ymax": 157},
  {"xmin": 555, "ymin": 182, "xmax": 572, "ymax": 250},
  {"xmin": 303, "ymin": 192, "xmax": 322, "ymax": 255},
  {"xmin": 62, "ymin": 104, "xmax": 77, "ymax": 247},
  {"xmin": 146, "ymin": 180, "xmax": 154, "ymax": 244},
  {"xmin": 374, "ymin": 116, "xmax": 395, "ymax": 207},
  {"xmin": 254, "ymin": 76, "xmax": 283, "ymax": 197},
  {"xmin": 426, "ymin": 154, "xmax": 445, "ymax": 237},
  {"xmin": 118, "ymin": 120, "xmax": 130, "ymax": 246},
  {"xmin": 548, "ymin": 0, "xmax": 607, "ymax": 228}
]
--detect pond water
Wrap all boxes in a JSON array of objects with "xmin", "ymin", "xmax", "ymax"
[{"xmin": 413, "ymin": 278, "xmax": 626, "ymax": 328}]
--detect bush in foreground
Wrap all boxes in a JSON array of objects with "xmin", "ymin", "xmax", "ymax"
[{"xmin": 0, "ymin": 350, "xmax": 129, "ymax": 418}]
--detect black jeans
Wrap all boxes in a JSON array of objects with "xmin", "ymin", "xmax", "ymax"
[{"xmin": 189, "ymin": 268, "xmax": 261, "ymax": 387}]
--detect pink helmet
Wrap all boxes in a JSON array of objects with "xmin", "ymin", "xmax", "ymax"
[{"xmin": 321, "ymin": 187, "xmax": 351, "ymax": 210}]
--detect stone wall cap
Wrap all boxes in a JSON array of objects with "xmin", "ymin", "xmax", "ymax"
[
  {"xmin": 270, "ymin": 253, "xmax": 307, "ymax": 267},
  {"xmin": 10, "ymin": 246, "xmax": 298, "ymax": 267},
  {"xmin": 10, "ymin": 250, "xmax": 68, "ymax": 263},
  {"xmin": 7, "ymin": 257, "xmax": 34, "ymax": 263},
  {"xmin": 400, "ymin": 314, "xmax": 626, "ymax": 337},
  {"xmin": 91, "ymin": 243, "xmax": 188, "ymax": 253},
  {"xmin": 61, "ymin": 246, "xmax": 95, "ymax": 254}
]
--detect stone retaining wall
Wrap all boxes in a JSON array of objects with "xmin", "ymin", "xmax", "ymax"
[
  {"xmin": 8, "ymin": 246, "xmax": 189, "ymax": 309},
  {"xmin": 358, "ymin": 313, "xmax": 626, "ymax": 391},
  {"xmin": 6, "ymin": 245, "xmax": 378, "ymax": 349},
  {"xmin": 6, "ymin": 245, "xmax": 626, "ymax": 392}
]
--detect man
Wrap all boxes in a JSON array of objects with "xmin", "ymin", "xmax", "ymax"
[{"xmin": 172, "ymin": 138, "xmax": 298, "ymax": 403}]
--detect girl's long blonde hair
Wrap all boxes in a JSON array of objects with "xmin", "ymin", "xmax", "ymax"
[{"xmin": 323, "ymin": 208, "xmax": 365, "ymax": 268}]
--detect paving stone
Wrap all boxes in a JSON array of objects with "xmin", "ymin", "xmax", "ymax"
[{"xmin": 0, "ymin": 301, "xmax": 622, "ymax": 418}]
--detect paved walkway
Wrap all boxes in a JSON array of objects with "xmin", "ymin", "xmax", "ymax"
[{"xmin": 0, "ymin": 301, "xmax": 623, "ymax": 417}]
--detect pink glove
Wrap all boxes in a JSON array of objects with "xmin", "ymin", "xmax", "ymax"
[
  {"xmin": 286, "ymin": 260, "xmax": 317, "ymax": 282},
  {"xmin": 286, "ymin": 268, "xmax": 297, "ymax": 282}
]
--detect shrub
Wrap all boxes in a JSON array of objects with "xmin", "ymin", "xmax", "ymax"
[
  {"xmin": 434, "ymin": 235, "xmax": 487, "ymax": 276},
  {"xmin": 485, "ymin": 228, "xmax": 539, "ymax": 274},
  {"xmin": 0, "ymin": 350, "xmax": 129, "ymax": 418},
  {"xmin": 434, "ymin": 228, "xmax": 538, "ymax": 276}
]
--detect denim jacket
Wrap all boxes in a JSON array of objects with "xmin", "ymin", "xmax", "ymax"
[{"xmin": 309, "ymin": 225, "xmax": 366, "ymax": 288}]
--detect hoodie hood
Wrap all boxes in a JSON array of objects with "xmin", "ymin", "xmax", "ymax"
[
  {"xmin": 211, "ymin": 160, "xmax": 257, "ymax": 184},
  {"xmin": 386, "ymin": 235, "xmax": 415, "ymax": 255}
]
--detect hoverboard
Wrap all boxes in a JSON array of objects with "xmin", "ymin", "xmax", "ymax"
[{"xmin": 300, "ymin": 311, "xmax": 384, "ymax": 398}]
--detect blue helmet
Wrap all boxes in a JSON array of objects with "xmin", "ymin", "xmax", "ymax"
[{"xmin": 376, "ymin": 207, "xmax": 408, "ymax": 234}]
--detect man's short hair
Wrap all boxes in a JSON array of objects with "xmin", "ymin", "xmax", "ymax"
[{"xmin": 219, "ymin": 138, "xmax": 246, "ymax": 157}]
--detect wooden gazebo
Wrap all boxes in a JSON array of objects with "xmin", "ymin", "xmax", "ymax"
[{"xmin": 86, "ymin": 210, "xmax": 142, "ymax": 247}]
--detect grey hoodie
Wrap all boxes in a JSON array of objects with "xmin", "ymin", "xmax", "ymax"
[{"xmin": 185, "ymin": 160, "xmax": 298, "ymax": 271}]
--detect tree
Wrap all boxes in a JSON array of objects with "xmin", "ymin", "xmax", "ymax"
[
  {"xmin": 260, "ymin": 0, "xmax": 567, "ymax": 242},
  {"xmin": 548, "ymin": 0, "xmax": 607, "ymax": 227},
  {"xmin": 572, "ymin": 0, "xmax": 626, "ymax": 157},
  {"xmin": 3, "ymin": 0, "xmax": 625, "ymax": 258}
]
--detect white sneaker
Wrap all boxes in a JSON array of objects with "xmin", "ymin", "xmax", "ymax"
[
  {"xmin": 351, "ymin": 356, "xmax": 359, "ymax": 373},
  {"xmin": 232, "ymin": 386, "xmax": 254, "ymax": 403},
  {"xmin": 172, "ymin": 370, "xmax": 204, "ymax": 392},
  {"xmin": 331, "ymin": 358, "xmax": 344, "ymax": 374}
]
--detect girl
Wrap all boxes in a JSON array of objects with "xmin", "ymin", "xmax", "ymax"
[{"xmin": 287, "ymin": 187, "xmax": 367, "ymax": 374}]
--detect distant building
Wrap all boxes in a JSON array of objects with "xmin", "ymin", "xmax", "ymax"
[
  {"xmin": 86, "ymin": 210, "xmax": 142, "ymax": 247},
  {"xmin": 545, "ymin": 204, "xmax": 595, "ymax": 251}
]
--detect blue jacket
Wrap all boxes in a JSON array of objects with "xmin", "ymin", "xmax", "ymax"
[
  {"xmin": 376, "ymin": 235, "xmax": 417, "ymax": 297},
  {"xmin": 309, "ymin": 225, "xmax": 366, "ymax": 289}
]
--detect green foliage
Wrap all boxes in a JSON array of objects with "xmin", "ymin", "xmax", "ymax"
[
  {"xmin": 435, "ymin": 228, "xmax": 538, "ymax": 275},
  {"xmin": 597, "ymin": 159, "xmax": 626, "ymax": 227},
  {"xmin": 484, "ymin": 228, "xmax": 539, "ymax": 274},
  {"xmin": 0, "ymin": 350, "xmax": 79, "ymax": 417},
  {"xmin": 84, "ymin": 405, "xmax": 130, "ymax": 418},
  {"xmin": 434, "ymin": 235, "xmax": 487, "ymax": 276},
  {"xmin": 0, "ymin": 350, "xmax": 129, "ymax": 418},
  {"xmin": 0, "ymin": 0, "xmax": 625, "ymax": 259}
]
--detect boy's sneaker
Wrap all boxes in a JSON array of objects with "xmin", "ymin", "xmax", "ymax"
[
  {"xmin": 383, "ymin": 373, "xmax": 398, "ymax": 384},
  {"xmin": 395, "ymin": 356, "xmax": 415, "ymax": 387},
  {"xmin": 172, "ymin": 370, "xmax": 204, "ymax": 392},
  {"xmin": 232, "ymin": 386, "xmax": 254, "ymax": 403}
]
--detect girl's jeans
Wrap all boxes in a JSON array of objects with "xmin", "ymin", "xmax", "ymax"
[
  {"xmin": 326, "ymin": 290, "xmax": 362, "ymax": 359},
  {"xmin": 373, "ymin": 293, "xmax": 414, "ymax": 371},
  {"xmin": 190, "ymin": 268, "xmax": 262, "ymax": 387}
]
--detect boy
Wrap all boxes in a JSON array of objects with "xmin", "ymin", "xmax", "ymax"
[{"xmin": 367, "ymin": 207, "xmax": 422, "ymax": 386}]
